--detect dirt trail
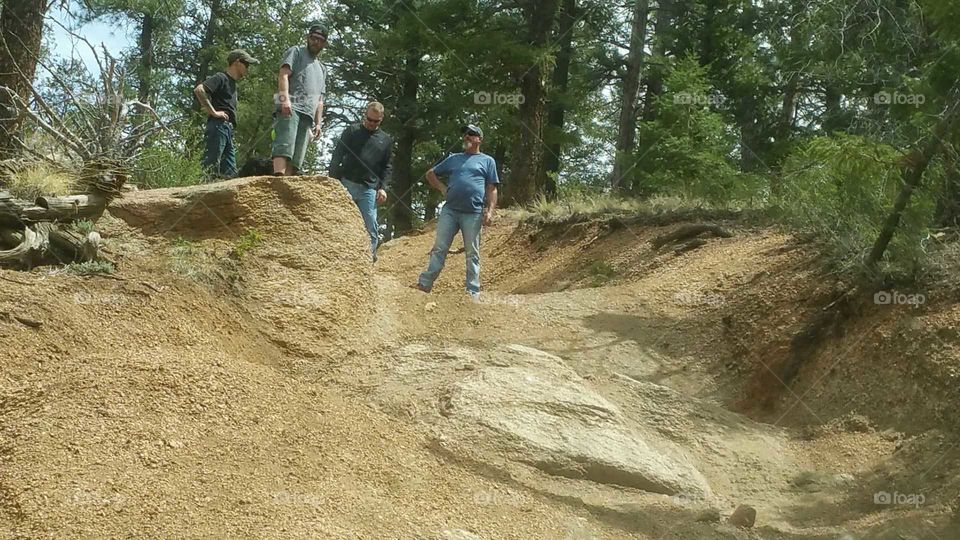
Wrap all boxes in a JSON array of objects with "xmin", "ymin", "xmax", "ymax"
[{"xmin": 1, "ymin": 176, "xmax": 958, "ymax": 539}]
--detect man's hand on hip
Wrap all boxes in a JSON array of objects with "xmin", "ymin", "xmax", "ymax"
[
  {"xmin": 376, "ymin": 189, "xmax": 387, "ymax": 205},
  {"xmin": 211, "ymin": 110, "xmax": 229, "ymax": 121}
]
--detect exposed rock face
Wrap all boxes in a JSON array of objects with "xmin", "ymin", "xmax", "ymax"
[{"xmin": 431, "ymin": 344, "xmax": 711, "ymax": 498}]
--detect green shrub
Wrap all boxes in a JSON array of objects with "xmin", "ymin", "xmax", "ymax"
[
  {"xmin": 587, "ymin": 261, "xmax": 618, "ymax": 287},
  {"xmin": 775, "ymin": 133, "xmax": 935, "ymax": 279},
  {"xmin": 134, "ymin": 145, "xmax": 205, "ymax": 189},
  {"xmin": 66, "ymin": 260, "xmax": 115, "ymax": 275},
  {"xmin": 232, "ymin": 229, "xmax": 263, "ymax": 259},
  {"xmin": 633, "ymin": 56, "xmax": 767, "ymax": 204}
]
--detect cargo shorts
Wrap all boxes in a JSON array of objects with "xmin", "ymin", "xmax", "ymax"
[{"xmin": 271, "ymin": 110, "xmax": 314, "ymax": 171}]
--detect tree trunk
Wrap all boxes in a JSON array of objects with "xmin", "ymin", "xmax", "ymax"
[
  {"xmin": 935, "ymin": 147, "xmax": 960, "ymax": 228},
  {"xmin": 389, "ymin": 45, "xmax": 421, "ymax": 238},
  {"xmin": 867, "ymin": 88, "xmax": 960, "ymax": 267},
  {"xmin": 0, "ymin": 0, "xmax": 52, "ymax": 160},
  {"xmin": 196, "ymin": 0, "xmax": 223, "ymax": 85},
  {"xmin": 641, "ymin": 0, "xmax": 673, "ymax": 123},
  {"xmin": 699, "ymin": 0, "xmax": 719, "ymax": 67},
  {"xmin": 771, "ymin": 0, "xmax": 805, "ymax": 192},
  {"xmin": 505, "ymin": 0, "xmax": 561, "ymax": 206},
  {"xmin": 540, "ymin": 0, "xmax": 576, "ymax": 200},
  {"xmin": 611, "ymin": 0, "xmax": 650, "ymax": 192},
  {"xmin": 738, "ymin": 93, "xmax": 761, "ymax": 172},
  {"xmin": 493, "ymin": 141, "xmax": 507, "ymax": 181},
  {"xmin": 138, "ymin": 12, "xmax": 155, "ymax": 103},
  {"xmin": 822, "ymin": 84, "xmax": 844, "ymax": 133}
]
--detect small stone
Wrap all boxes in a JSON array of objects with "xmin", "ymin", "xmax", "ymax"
[
  {"xmin": 425, "ymin": 302, "xmax": 437, "ymax": 312},
  {"xmin": 728, "ymin": 504, "xmax": 756, "ymax": 528}
]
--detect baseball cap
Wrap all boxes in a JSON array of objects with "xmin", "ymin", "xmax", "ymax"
[
  {"xmin": 227, "ymin": 49, "xmax": 259, "ymax": 65},
  {"xmin": 462, "ymin": 124, "xmax": 483, "ymax": 138},
  {"xmin": 308, "ymin": 25, "xmax": 328, "ymax": 39}
]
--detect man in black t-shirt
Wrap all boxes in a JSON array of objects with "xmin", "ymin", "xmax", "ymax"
[{"xmin": 194, "ymin": 49, "xmax": 259, "ymax": 180}]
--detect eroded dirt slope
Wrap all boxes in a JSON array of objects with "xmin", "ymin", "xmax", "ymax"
[{"xmin": 2, "ymin": 179, "xmax": 958, "ymax": 539}]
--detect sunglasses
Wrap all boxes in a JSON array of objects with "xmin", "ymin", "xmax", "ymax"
[{"xmin": 464, "ymin": 130, "xmax": 480, "ymax": 137}]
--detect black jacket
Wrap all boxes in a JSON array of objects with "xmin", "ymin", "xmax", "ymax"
[{"xmin": 329, "ymin": 123, "xmax": 394, "ymax": 190}]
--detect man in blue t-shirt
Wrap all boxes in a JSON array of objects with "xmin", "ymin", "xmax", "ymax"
[{"xmin": 414, "ymin": 124, "xmax": 499, "ymax": 298}]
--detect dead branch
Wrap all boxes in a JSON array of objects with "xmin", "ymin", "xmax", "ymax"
[
  {"xmin": 651, "ymin": 223, "xmax": 733, "ymax": 249},
  {"xmin": 674, "ymin": 238, "xmax": 707, "ymax": 254}
]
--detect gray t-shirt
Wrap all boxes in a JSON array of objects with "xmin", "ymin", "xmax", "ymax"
[{"xmin": 280, "ymin": 45, "xmax": 326, "ymax": 121}]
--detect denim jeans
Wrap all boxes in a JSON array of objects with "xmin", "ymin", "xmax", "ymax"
[
  {"xmin": 418, "ymin": 204, "xmax": 482, "ymax": 294},
  {"xmin": 201, "ymin": 118, "xmax": 237, "ymax": 180},
  {"xmin": 339, "ymin": 179, "xmax": 379, "ymax": 260}
]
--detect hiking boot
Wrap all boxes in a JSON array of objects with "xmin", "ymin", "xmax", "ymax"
[{"xmin": 412, "ymin": 283, "xmax": 431, "ymax": 293}]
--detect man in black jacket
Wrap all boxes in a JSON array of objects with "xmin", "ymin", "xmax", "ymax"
[{"xmin": 329, "ymin": 102, "xmax": 393, "ymax": 261}]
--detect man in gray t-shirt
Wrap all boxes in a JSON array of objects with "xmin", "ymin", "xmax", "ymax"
[{"xmin": 271, "ymin": 25, "xmax": 328, "ymax": 175}]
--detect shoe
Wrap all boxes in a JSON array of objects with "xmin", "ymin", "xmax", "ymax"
[
  {"xmin": 411, "ymin": 283, "xmax": 430, "ymax": 293},
  {"xmin": 468, "ymin": 291, "xmax": 481, "ymax": 302}
]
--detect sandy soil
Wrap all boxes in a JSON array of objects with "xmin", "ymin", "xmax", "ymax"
[{"xmin": 1, "ymin": 176, "xmax": 958, "ymax": 539}]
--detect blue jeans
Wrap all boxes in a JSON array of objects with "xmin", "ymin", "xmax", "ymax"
[
  {"xmin": 339, "ymin": 179, "xmax": 379, "ymax": 260},
  {"xmin": 418, "ymin": 205, "xmax": 482, "ymax": 294},
  {"xmin": 201, "ymin": 119, "xmax": 237, "ymax": 180}
]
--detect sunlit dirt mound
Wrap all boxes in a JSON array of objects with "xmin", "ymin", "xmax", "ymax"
[{"xmin": 3, "ymin": 190, "xmax": 959, "ymax": 538}]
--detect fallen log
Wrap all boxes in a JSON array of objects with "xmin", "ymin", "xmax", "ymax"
[
  {"xmin": 0, "ymin": 191, "xmax": 32, "ymax": 227},
  {"xmin": 31, "ymin": 193, "xmax": 108, "ymax": 221},
  {"xmin": 651, "ymin": 223, "xmax": 733, "ymax": 249},
  {"xmin": 0, "ymin": 223, "xmax": 52, "ymax": 269},
  {"xmin": 1, "ymin": 192, "xmax": 108, "ymax": 225},
  {"xmin": 0, "ymin": 185, "xmax": 115, "ymax": 269}
]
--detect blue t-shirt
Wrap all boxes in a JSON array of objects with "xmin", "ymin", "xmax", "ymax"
[{"xmin": 433, "ymin": 152, "xmax": 499, "ymax": 213}]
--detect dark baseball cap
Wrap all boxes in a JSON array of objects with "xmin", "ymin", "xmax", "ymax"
[
  {"xmin": 308, "ymin": 25, "xmax": 328, "ymax": 39},
  {"xmin": 227, "ymin": 49, "xmax": 259, "ymax": 65},
  {"xmin": 462, "ymin": 124, "xmax": 483, "ymax": 138}
]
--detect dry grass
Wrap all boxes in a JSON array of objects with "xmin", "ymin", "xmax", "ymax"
[
  {"xmin": 1, "ymin": 161, "xmax": 74, "ymax": 201},
  {"xmin": 511, "ymin": 193, "xmax": 749, "ymax": 225}
]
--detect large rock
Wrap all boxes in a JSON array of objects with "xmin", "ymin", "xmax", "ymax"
[{"xmin": 442, "ymin": 345, "xmax": 710, "ymax": 498}]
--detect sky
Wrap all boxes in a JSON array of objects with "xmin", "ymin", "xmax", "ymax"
[{"xmin": 48, "ymin": 4, "xmax": 133, "ymax": 73}]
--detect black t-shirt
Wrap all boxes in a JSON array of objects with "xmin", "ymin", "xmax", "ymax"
[{"xmin": 202, "ymin": 71, "xmax": 238, "ymax": 125}]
